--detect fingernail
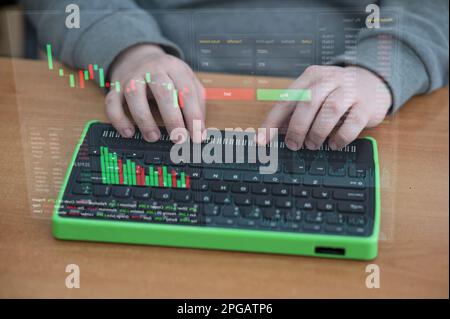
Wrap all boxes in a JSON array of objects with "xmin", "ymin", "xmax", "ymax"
[
  {"xmin": 329, "ymin": 141, "xmax": 337, "ymax": 150},
  {"xmin": 201, "ymin": 130, "xmax": 207, "ymax": 141},
  {"xmin": 285, "ymin": 138, "xmax": 299, "ymax": 150},
  {"xmin": 257, "ymin": 132, "xmax": 266, "ymax": 145},
  {"xmin": 305, "ymin": 140, "xmax": 318, "ymax": 150},
  {"xmin": 122, "ymin": 128, "xmax": 133, "ymax": 138},
  {"xmin": 145, "ymin": 131, "xmax": 159, "ymax": 142}
]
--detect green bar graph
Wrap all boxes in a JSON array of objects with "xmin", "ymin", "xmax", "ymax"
[
  {"xmin": 123, "ymin": 160, "xmax": 128, "ymax": 185},
  {"xmin": 131, "ymin": 162, "xmax": 136, "ymax": 185},
  {"xmin": 84, "ymin": 70, "xmax": 89, "ymax": 80},
  {"xmin": 93, "ymin": 64, "xmax": 98, "ymax": 71},
  {"xmin": 69, "ymin": 74, "xmax": 75, "ymax": 88},
  {"xmin": 46, "ymin": 44, "xmax": 53, "ymax": 70},
  {"xmin": 99, "ymin": 68, "xmax": 105, "ymax": 87},
  {"xmin": 181, "ymin": 172, "xmax": 186, "ymax": 188},
  {"xmin": 256, "ymin": 89, "xmax": 311, "ymax": 102},
  {"xmin": 59, "ymin": 69, "xmax": 64, "ymax": 76}
]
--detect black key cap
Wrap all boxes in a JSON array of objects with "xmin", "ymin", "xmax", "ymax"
[
  {"xmin": 283, "ymin": 175, "xmax": 301, "ymax": 185},
  {"xmin": 285, "ymin": 210, "xmax": 302, "ymax": 222},
  {"xmin": 293, "ymin": 188, "xmax": 309, "ymax": 197},
  {"xmin": 252, "ymin": 184, "xmax": 270, "ymax": 194},
  {"xmin": 211, "ymin": 183, "xmax": 229, "ymax": 192},
  {"xmin": 214, "ymin": 194, "xmax": 232, "ymax": 205},
  {"xmin": 305, "ymin": 212, "xmax": 323, "ymax": 223},
  {"xmin": 262, "ymin": 209, "xmax": 281, "ymax": 220},
  {"xmin": 349, "ymin": 166, "xmax": 366, "ymax": 177},
  {"xmin": 231, "ymin": 184, "xmax": 249, "ymax": 193},
  {"xmin": 203, "ymin": 204, "xmax": 220, "ymax": 216},
  {"xmin": 238, "ymin": 219, "xmax": 257, "ymax": 227},
  {"xmin": 240, "ymin": 207, "xmax": 261, "ymax": 219},
  {"xmin": 223, "ymin": 172, "xmax": 241, "ymax": 182},
  {"xmin": 153, "ymin": 189, "xmax": 171, "ymax": 200},
  {"xmin": 285, "ymin": 160, "xmax": 306, "ymax": 174},
  {"xmin": 347, "ymin": 226, "xmax": 366, "ymax": 235},
  {"xmin": 191, "ymin": 181, "xmax": 208, "ymax": 191},
  {"xmin": 255, "ymin": 197, "xmax": 272, "ymax": 207},
  {"xmin": 126, "ymin": 151, "xmax": 143, "ymax": 159},
  {"xmin": 263, "ymin": 175, "xmax": 282, "ymax": 184},
  {"xmin": 312, "ymin": 189, "xmax": 330, "ymax": 199},
  {"xmin": 94, "ymin": 185, "xmax": 111, "ymax": 197},
  {"xmin": 324, "ymin": 177, "xmax": 365, "ymax": 189},
  {"xmin": 187, "ymin": 169, "xmax": 202, "ymax": 179},
  {"xmin": 89, "ymin": 149, "xmax": 100, "ymax": 156},
  {"xmin": 133, "ymin": 188, "xmax": 151, "ymax": 199},
  {"xmin": 194, "ymin": 193, "xmax": 212, "ymax": 203},
  {"xmin": 174, "ymin": 191, "xmax": 191, "ymax": 202},
  {"xmin": 72, "ymin": 184, "xmax": 92, "ymax": 195},
  {"xmin": 317, "ymin": 201, "xmax": 334, "ymax": 211},
  {"xmin": 221, "ymin": 205, "xmax": 240, "ymax": 217},
  {"xmin": 275, "ymin": 198, "xmax": 293, "ymax": 208},
  {"xmin": 303, "ymin": 176, "xmax": 322, "ymax": 186},
  {"xmin": 234, "ymin": 195, "xmax": 252, "ymax": 206},
  {"xmin": 295, "ymin": 199, "xmax": 314, "ymax": 210},
  {"xmin": 281, "ymin": 222, "xmax": 300, "ymax": 231},
  {"xmin": 347, "ymin": 215, "xmax": 366, "ymax": 226},
  {"xmin": 302, "ymin": 223, "xmax": 322, "ymax": 233},
  {"xmin": 325, "ymin": 213, "xmax": 345, "ymax": 225},
  {"xmin": 215, "ymin": 217, "xmax": 235, "ymax": 226},
  {"xmin": 333, "ymin": 189, "xmax": 365, "ymax": 201},
  {"xmin": 244, "ymin": 173, "xmax": 261, "ymax": 183},
  {"xmin": 338, "ymin": 202, "xmax": 365, "ymax": 213},
  {"xmin": 328, "ymin": 165, "xmax": 346, "ymax": 176},
  {"xmin": 309, "ymin": 162, "xmax": 327, "ymax": 175},
  {"xmin": 145, "ymin": 153, "xmax": 163, "ymax": 165},
  {"xmin": 272, "ymin": 185, "xmax": 290, "ymax": 196},
  {"xmin": 324, "ymin": 225, "xmax": 345, "ymax": 234},
  {"xmin": 113, "ymin": 187, "xmax": 131, "ymax": 198},
  {"xmin": 204, "ymin": 170, "xmax": 222, "ymax": 181}
]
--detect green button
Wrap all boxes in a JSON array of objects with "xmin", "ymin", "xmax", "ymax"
[{"xmin": 256, "ymin": 89, "xmax": 311, "ymax": 101}]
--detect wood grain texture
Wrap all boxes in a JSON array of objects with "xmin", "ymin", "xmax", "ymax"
[{"xmin": 0, "ymin": 58, "xmax": 448, "ymax": 298}]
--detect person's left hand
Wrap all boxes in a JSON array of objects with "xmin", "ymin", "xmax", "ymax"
[{"xmin": 257, "ymin": 65, "xmax": 392, "ymax": 150}]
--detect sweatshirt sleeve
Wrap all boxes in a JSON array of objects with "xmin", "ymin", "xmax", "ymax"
[
  {"xmin": 333, "ymin": 0, "xmax": 449, "ymax": 112},
  {"xmin": 21, "ymin": 0, "xmax": 183, "ymax": 79}
]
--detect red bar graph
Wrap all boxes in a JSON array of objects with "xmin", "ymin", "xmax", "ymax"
[
  {"xmin": 172, "ymin": 170, "xmax": 177, "ymax": 188},
  {"xmin": 186, "ymin": 175, "xmax": 190, "ymax": 189},
  {"xmin": 78, "ymin": 70, "xmax": 85, "ymax": 88},
  {"xmin": 118, "ymin": 159, "xmax": 124, "ymax": 184},
  {"xmin": 88, "ymin": 64, "xmax": 94, "ymax": 80},
  {"xmin": 158, "ymin": 167, "xmax": 163, "ymax": 187}
]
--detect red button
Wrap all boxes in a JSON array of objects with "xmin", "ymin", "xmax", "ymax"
[{"xmin": 205, "ymin": 88, "xmax": 255, "ymax": 100}]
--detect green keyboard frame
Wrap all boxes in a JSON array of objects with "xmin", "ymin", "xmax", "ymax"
[{"xmin": 52, "ymin": 121, "xmax": 381, "ymax": 260}]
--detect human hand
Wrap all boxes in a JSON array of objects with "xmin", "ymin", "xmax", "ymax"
[
  {"xmin": 106, "ymin": 44, "xmax": 206, "ymax": 143},
  {"xmin": 258, "ymin": 65, "xmax": 392, "ymax": 150}
]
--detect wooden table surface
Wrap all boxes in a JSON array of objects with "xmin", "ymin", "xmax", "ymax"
[{"xmin": 0, "ymin": 57, "xmax": 448, "ymax": 298}]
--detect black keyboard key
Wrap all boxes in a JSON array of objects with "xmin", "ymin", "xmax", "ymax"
[
  {"xmin": 243, "ymin": 173, "xmax": 261, "ymax": 183},
  {"xmin": 240, "ymin": 207, "xmax": 261, "ymax": 219},
  {"xmin": 89, "ymin": 149, "xmax": 100, "ymax": 156},
  {"xmin": 347, "ymin": 226, "xmax": 366, "ymax": 235},
  {"xmin": 145, "ymin": 153, "xmax": 163, "ymax": 165},
  {"xmin": 275, "ymin": 198, "xmax": 293, "ymax": 208},
  {"xmin": 309, "ymin": 162, "xmax": 327, "ymax": 175},
  {"xmin": 133, "ymin": 188, "xmax": 151, "ymax": 199},
  {"xmin": 312, "ymin": 189, "xmax": 330, "ymax": 199},
  {"xmin": 272, "ymin": 185, "xmax": 290, "ymax": 196},
  {"xmin": 238, "ymin": 219, "xmax": 257, "ymax": 227},
  {"xmin": 324, "ymin": 177, "xmax": 365, "ymax": 189},
  {"xmin": 285, "ymin": 210, "xmax": 302, "ymax": 222},
  {"xmin": 221, "ymin": 205, "xmax": 240, "ymax": 217},
  {"xmin": 93, "ymin": 185, "xmax": 111, "ymax": 197},
  {"xmin": 223, "ymin": 172, "xmax": 241, "ymax": 182},
  {"xmin": 204, "ymin": 170, "xmax": 222, "ymax": 181},
  {"xmin": 262, "ymin": 209, "xmax": 281, "ymax": 220},
  {"xmin": 302, "ymin": 223, "xmax": 322, "ymax": 233},
  {"xmin": 126, "ymin": 151, "xmax": 143, "ymax": 159},
  {"xmin": 153, "ymin": 189, "xmax": 171, "ymax": 200},
  {"xmin": 194, "ymin": 193, "xmax": 212, "ymax": 203},
  {"xmin": 187, "ymin": 168, "xmax": 202, "ymax": 179},
  {"xmin": 325, "ymin": 213, "xmax": 345, "ymax": 225},
  {"xmin": 333, "ymin": 189, "xmax": 365, "ymax": 201},
  {"xmin": 215, "ymin": 217, "xmax": 235, "ymax": 226},
  {"xmin": 281, "ymin": 222, "xmax": 300, "ymax": 231},
  {"xmin": 255, "ymin": 197, "xmax": 272, "ymax": 207},
  {"xmin": 324, "ymin": 225, "xmax": 345, "ymax": 234},
  {"xmin": 174, "ymin": 191, "xmax": 191, "ymax": 202},
  {"xmin": 234, "ymin": 195, "xmax": 252, "ymax": 206},
  {"xmin": 283, "ymin": 175, "xmax": 301, "ymax": 185},
  {"xmin": 72, "ymin": 184, "xmax": 92, "ymax": 195},
  {"xmin": 328, "ymin": 165, "xmax": 346, "ymax": 176},
  {"xmin": 305, "ymin": 212, "xmax": 323, "ymax": 223},
  {"xmin": 303, "ymin": 176, "xmax": 321, "ymax": 186},
  {"xmin": 191, "ymin": 181, "xmax": 208, "ymax": 191},
  {"xmin": 231, "ymin": 184, "xmax": 249, "ymax": 193},
  {"xmin": 317, "ymin": 201, "xmax": 334, "ymax": 211},
  {"xmin": 338, "ymin": 202, "xmax": 365, "ymax": 213},
  {"xmin": 285, "ymin": 160, "xmax": 306, "ymax": 174},
  {"xmin": 263, "ymin": 175, "xmax": 282, "ymax": 184},
  {"xmin": 203, "ymin": 204, "xmax": 220, "ymax": 216},
  {"xmin": 347, "ymin": 215, "xmax": 366, "ymax": 226},
  {"xmin": 348, "ymin": 166, "xmax": 366, "ymax": 177},
  {"xmin": 251, "ymin": 184, "xmax": 270, "ymax": 194},
  {"xmin": 293, "ymin": 188, "xmax": 309, "ymax": 197},
  {"xmin": 295, "ymin": 199, "xmax": 314, "ymax": 210},
  {"xmin": 211, "ymin": 183, "xmax": 229, "ymax": 192},
  {"xmin": 113, "ymin": 187, "xmax": 131, "ymax": 198},
  {"xmin": 214, "ymin": 194, "xmax": 232, "ymax": 205}
]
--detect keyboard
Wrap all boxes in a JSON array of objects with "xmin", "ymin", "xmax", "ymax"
[{"xmin": 53, "ymin": 121, "xmax": 380, "ymax": 260}]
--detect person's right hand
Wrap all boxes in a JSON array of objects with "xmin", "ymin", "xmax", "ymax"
[{"xmin": 106, "ymin": 44, "xmax": 206, "ymax": 143}]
